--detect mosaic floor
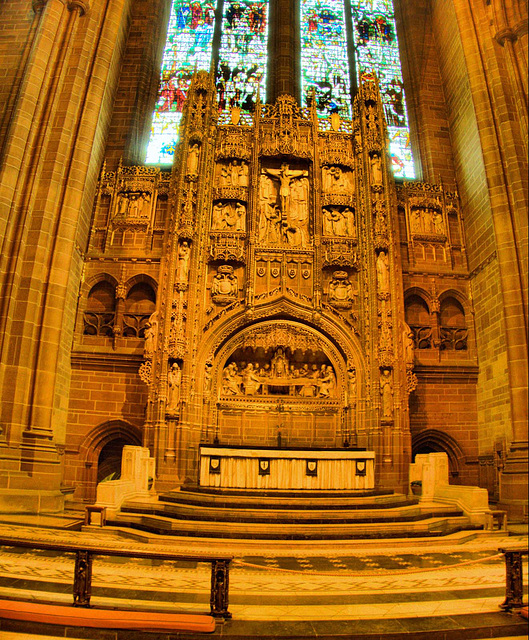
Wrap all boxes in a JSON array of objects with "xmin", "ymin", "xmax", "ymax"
[{"xmin": 0, "ymin": 518, "xmax": 526, "ymax": 638}]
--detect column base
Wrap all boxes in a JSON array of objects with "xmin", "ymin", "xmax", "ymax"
[{"xmin": 498, "ymin": 441, "xmax": 528, "ymax": 522}]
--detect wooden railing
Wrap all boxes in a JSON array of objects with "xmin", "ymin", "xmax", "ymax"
[
  {"xmin": 499, "ymin": 546, "xmax": 528, "ymax": 612},
  {"xmin": 0, "ymin": 536, "xmax": 233, "ymax": 619}
]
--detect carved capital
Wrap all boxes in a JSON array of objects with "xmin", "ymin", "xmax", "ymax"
[{"xmin": 67, "ymin": 0, "xmax": 89, "ymax": 14}]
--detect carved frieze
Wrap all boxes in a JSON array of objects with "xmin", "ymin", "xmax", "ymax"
[
  {"xmin": 209, "ymin": 232, "xmax": 246, "ymax": 262},
  {"xmin": 321, "ymin": 238, "xmax": 359, "ymax": 269},
  {"xmin": 211, "ymin": 201, "xmax": 246, "ymax": 231}
]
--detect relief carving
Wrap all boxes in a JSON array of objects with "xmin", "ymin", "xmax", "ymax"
[
  {"xmin": 212, "ymin": 201, "xmax": 246, "ymax": 231},
  {"xmin": 211, "ymin": 265, "xmax": 238, "ymax": 305},
  {"xmin": 258, "ymin": 164, "xmax": 310, "ymax": 247},
  {"xmin": 221, "ymin": 347, "xmax": 338, "ymax": 398},
  {"xmin": 323, "ymin": 206, "xmax": 355, "ymax": 237},
  {"xmin": 328, "ymin": 271, "xmax": 356, "ymax": 310},
  {"xmin": 376, "ymin": 250, "xmax": 390, "ymax": 294},
  {"xmin": 166, "ymin": 362, "xmax": 182, "ymax": 415},
  {"xmin": 380, "ymin": 368, "xmax": 393, "ymax": 418},
  {"xmin": 176, "ymin": 240, "xmax": 191, "ymax": 282}
]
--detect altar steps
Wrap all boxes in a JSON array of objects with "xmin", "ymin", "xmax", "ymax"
[{"xmin": 109, "ymin": 489, "xmax": 478, "ymax": 540}]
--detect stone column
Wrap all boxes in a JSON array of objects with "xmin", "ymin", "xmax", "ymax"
[{"xmin": 268, "ymin": 0, "xmax": 299, "ymax": 102}]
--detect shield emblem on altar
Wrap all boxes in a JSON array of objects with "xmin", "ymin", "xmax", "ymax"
[
  {"xmin": 258, "ymin": 458, "xmax": 270, "ymax": 475},
  {"xmin": 302, "ymin": 269, "xmax": 310, "ymax": 279},
  {"xmin": 257, "ymin": 266, "xmax": 266, "ymax": 277},
  {"xmin": 288, "ymin": 267, "xmax": 296, "ymax": 278},
  {"xmin": 209, "ymin": 457, "xmax": 221, "ymax": 474},
  {"xmin": 271, "ymin": 264, "xmax": 280, "ymax": 278},
  {"xmin": 356, "ymin": 460, "xmax": 366, "ymax": 476},
  {"xmin": 306, "ymin": 459, "xmax": 318, "ymax": 476}
]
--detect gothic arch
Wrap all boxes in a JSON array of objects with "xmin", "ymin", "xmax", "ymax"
[
  {"xmin": 404, "ymin": 286, "xmax": 432, "ymax": 309},
  {"xmin": 124, "ymin": 274, "xmax": 158, "ymax": 296},
  {"xmin": 79, "ymin": 420, "xmax": 142, "ymax": 502},
  {"xmin": 412, "ymin": 429, "xmax": 466, "ymax": 478}
]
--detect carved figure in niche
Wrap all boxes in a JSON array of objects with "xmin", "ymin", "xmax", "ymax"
[
  {"xmin": 212, "ymin": 202, "xmax": 224, "ymax": 229},
  {"xmin": 166, "ymin": 363, "xmax": 182, "ymax": 413},
  {"xmin": 262, "ymin": 163, "xmax": 308, "ymax": 218},
  {"xmin": 219, "ymin": 164, "xmax": 230, "ymax": 186},
  {"xmin": 143, "ymin": 313, "xmax": 158, "ymax": 358},
  {"xmin": 258, "ymin": 202, "xmax": 281, "ymax": 243},
  {"xmin": 211, "ymin": 265, "xmax": 238, "ymax": 305},
  {"xmin": 319, "ymin": 364, "xmax": 336, "ymax": 397},
  {"xmin": 242, "ymin": 363, "xmax": 261, "ymax": 395},
  {"xmin": 271, "ymin": 347, "xmax": 289, "ymax": 378},
  {"xmin": 323, "ymin": 165, "xmax": 353, "ymax": 193},
  {"xmin": 343, "ymin": 207, "xmax": 356, "ymax": 235},
  {"xmin": 177, "ymin": 240, "xmax": 191, "ymax": 281},
  {"xmin": 235, "ymin": 202, "xmax": 246, "ymax": 231},
  {"xmin": 410, "ymin": 208, "xmax": 422, "ymax": 233},
  {"xmin": 187, "ymin": 144, "xmax": 200, "ymax": 175},
  {"xmin": 139, "ymin": 192, "xmax": 151, "ymax": 217},
  {"xmin": 329, "ymin": 271, "xmax": 355, "ymax": 309},
  {"xmin": 128, "ymin": 193, "xmax": 140, "ymax": 218},
  {"xmin": 323, "ymin": 207, "xmax": 347, "ymax": 237},
  {"xmin": 370, "ymin": 152, "xmax": 383, "ymax": 185},
  {"xmin": 222, "ymin": 362, "xmax": 241, "ymax": 395},
  {"xmin": 380, "ymin": 368, "xmax": 393, "ymax": 418},
  {"xmin": 422, "ymin": 207, "xmax": 433, "ymax": 233},
  {"xmin": 286, "ymin": 177, "xmax": 309, "ymax": 247},
  {"xmin": 230, "ymin": 160, "xmax": 248, "ymax": 187},
  {"xmin": 376, "ymin": 251, "xmax": 390, "ymax": 293},
  {"xmin": 433, "ymin": 210, "xmax": 444, "ymax": 234},
  {"xmin": 403, "ymin": 322, "xmax": 414, "ymax": 365},
  {"xmin": 117, "ymin": 193, "xmax": 129, "ymax": 216},
  {"xmin": 347, "ymin": 368, "xmax": 357, "ymax": 404}
]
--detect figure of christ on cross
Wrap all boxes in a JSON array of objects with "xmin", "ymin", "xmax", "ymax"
[{"xmin": 262, "ymin": 163, "xmax": 308, "ymax": 228}]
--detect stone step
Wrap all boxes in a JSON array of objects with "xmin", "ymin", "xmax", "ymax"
[
  {"xmin": 120, "ymin": 499, "xmax": 463, "ymax": 525},
  {"xmin": 111, "ymin": 512, "xmax": 474, "ymax": 539},
  {"xmin": 161, "ymin": 488, "xmax": 415, "ymax": 510}
]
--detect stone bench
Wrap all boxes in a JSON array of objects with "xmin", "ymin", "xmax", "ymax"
[{"xmin": 0, "ymin": 599, "xmax": 216, "ymax": 632}]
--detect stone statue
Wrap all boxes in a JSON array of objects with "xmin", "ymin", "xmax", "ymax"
[
  {"xmin": 376, "ymin": 251, "xmax": 390, "ymax": 293},
  {"xmin": 411, "ymin": 208, "xmax": 422, "ymax": 233},
  {"xmin": 318, "ymin": 364, "xmax": 336, "ymax": 397},
  {"xmin": 187, "ymin": 143, "xmax": 200, "ymax": 175},
  {"xmin": 343, "ymin": 207, "xmax": 356, "ymax": 236},
  {"xmin": 166, "ymin": 362, "xmax": 182, "ymax": 413},
  {"xmin": 271, "ymin": 348, "xmax": 289, "ymax": 378},
  {"xmin": 323, "ymin": 207, "xmax": 348, "ymax": 236},
  {"xmin": 370, "ymin": 152, "xmax": 383, "ymax": 185},
  {"xmin": 286, "ymin": 177, "xmax": 309, "ymax": 247},
  {"xmin": 258, "ymin": 202, "xmax": 281, "ymax": 243},
  {"xmin": 204, "ymin": 362, "xmax": 213, "ymax": 396},
  {"xmin": 329, "ymin": 271, "xmax": 354, "ymax": 309},
  {"xmin": 117, "ymin": 193, "xmax": 129, "ymax": 216},
  {"xmin": 139, "ymin": 192, "xmax": 151, "ymax": 217},
  {"xmin": 262, "ymin": 163, "xmax": 308, "ymax": 217},
  {"xmin": 222, "ymin": 362, "xmax": 241, "ymax": 395},
  {"xmin": 211, "ymin": 265, "xmax": 238, "ymax": 304},
  {"xmin": 143, "ymin": 313, "xmax": 158, "ymax": 359},
  {"xmin": 242, "ymin": 363, "xmax": 261, "ymax": 395},
  {"xmin": 403, "ymin": 323, "xmax": 414, "ymax": 365},
  {"xmin": 380, "ymin": 368, "xmax": 393, "ymax": 418},
  {"xmin": 212, "ymin": 202, "xmax": 225, "ymax": 229},
  {"xmin": 177, "ymin": 240, "xmax": 191, "ymax": 281},
  {"xmin": 433, "ymin": 210, "xmax": 444, "ymax": 234},
  {"xmin": 234, "ymin": 202, "xmax": 246, "ymax": 231},
  {"xmin": 422, "ymin": 207, "xmax": 433, "ymax": 233},
  {"xmin": 323, "ymin": 165, "xmax": 351, "ymax": 193}
]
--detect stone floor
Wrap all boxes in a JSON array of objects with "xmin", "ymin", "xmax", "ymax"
[{"xmin": 0, "ymin": 514, "xmax": 526, "ymax": 639}]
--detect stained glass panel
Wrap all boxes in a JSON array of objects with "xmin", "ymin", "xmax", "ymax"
[
  {"xmin": 350, "ymin": 0, "xmax": 415, "ymax": 178},
  {"xmin": 300, "ymin": 0, "xmax": 352, "ymax": 119},
  {"xmin": 217, "ymin": 0, "xmax": 269, "ymax": 113},
  {"xmin": 145, "ymin": 0, "xmax": 217, "ymax": 164}
]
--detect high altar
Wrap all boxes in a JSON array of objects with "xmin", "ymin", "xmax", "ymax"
[{"xmin": 109, "ymin": 72, "xmax": 418, "ymax": 494}]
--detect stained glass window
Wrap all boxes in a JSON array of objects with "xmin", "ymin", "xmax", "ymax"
[
  {"xmin": 145, "ymin": 0, "xmax": 217, "ymax": 164},
  {"xmin": 299, "ymin": 0, "xmax": 352, "ymax": 119},
  {"xmin": 216, "ymin": 0, "xmax": 269, "ymax": 113},
  {"xmin": 350, "ymin": 0, "xmax": 415, "ymax": 178}
]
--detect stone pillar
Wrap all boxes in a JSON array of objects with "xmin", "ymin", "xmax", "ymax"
[{"xmin": 0, "ymin": 0, "xmax": 133, "ymax": 510}]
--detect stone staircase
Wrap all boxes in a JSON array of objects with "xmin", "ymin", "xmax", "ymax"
[{"xmin": 109, "ymin": 487, "xmax": 480, "ymax": 540}]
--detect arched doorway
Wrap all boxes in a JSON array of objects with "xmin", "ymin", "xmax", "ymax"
[
  {"xmin": 412, "ymin": 429, "xmax": 465, "ymax": 483},
  {"xmin": 80, "ymin": 420, "xmax": 142, "ymax": 502}
]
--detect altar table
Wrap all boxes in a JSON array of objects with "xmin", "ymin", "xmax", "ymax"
[{"xmin": 199, "ymin": 446, "xmax": 375, "ymax": 490}]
